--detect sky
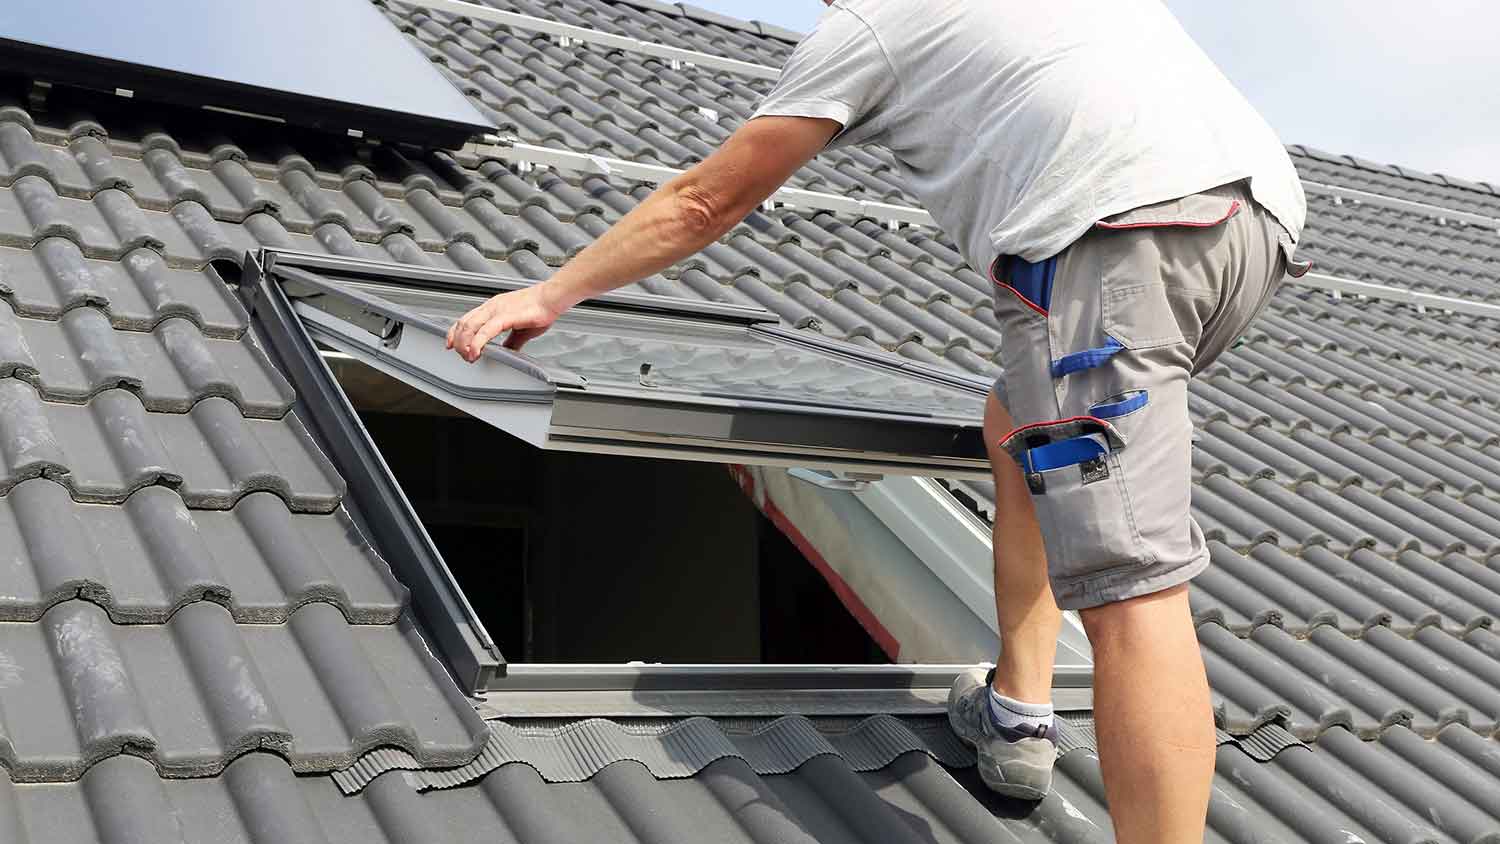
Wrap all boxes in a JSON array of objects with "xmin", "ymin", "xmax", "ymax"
[{"xmin": 693, "ymin": 0, "xmax": 1500, "ymax": 184}]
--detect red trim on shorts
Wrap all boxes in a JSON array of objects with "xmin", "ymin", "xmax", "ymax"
[
  {"xmin": 1094, "ymin": 199, "xmax": 1242, "ymax": 230},
  {"xmin": 1000, "ymin": 415, "xmax": 1113, "ymax": 444},
  {"xmin": 987, "ymin": 260, "xmax": 1049, "ymax": 317}
]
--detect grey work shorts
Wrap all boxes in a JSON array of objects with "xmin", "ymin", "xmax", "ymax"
[{"xmin": 988, "ymin": 180, "xmax": 1302, "ymax": 610}]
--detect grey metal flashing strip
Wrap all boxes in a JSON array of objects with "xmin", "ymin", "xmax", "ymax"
[
  {"xmin": 238, "ymin": 252, "xmax": 504, "ymax": 690},
  {"xmin": 1302, "ymin": 179, "xmax": 1500, "ymax": 230},
  {"xmin": 332, "ymin": 713, "xmax": 975, "ymax": 794},
  {"xmin": 1286, "ymin": 271, "xmax": 1500, "ymax": 319},
  {"xmin": 1218, "ymin": 721, "xmax": 1307, "ymax": 763},
  {"xmin": 1056, "ymin": 712, "xmax": 1097, "ymax": 757},
  {"xmin": 1053, "ymin": 714, "xmax": 1305, "ymax": 764},
  {"xmin": 262, "ymin": 248, "xmax": 779, "ymax": 325}
]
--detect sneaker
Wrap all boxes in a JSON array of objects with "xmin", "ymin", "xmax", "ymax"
[{"xmin": 947, "ymin": 667, "xmax": 1057, "ymax": 799}]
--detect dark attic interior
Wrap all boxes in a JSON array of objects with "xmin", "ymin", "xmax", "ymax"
[{"xmin": 346, "ymin": 366, "xmax": 888, "ymax": 665}]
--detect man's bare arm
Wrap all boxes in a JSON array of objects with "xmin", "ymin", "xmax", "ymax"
[{"xmin": 447, "ymin": 115, "xmax": 841, "ymax": 360}]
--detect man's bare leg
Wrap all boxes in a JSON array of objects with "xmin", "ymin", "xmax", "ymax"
[
  {"xmin": 1080, "ymin": 584, "xmax": 1216, "ymax": 844},
  {"xmin": 982, "ymin": 391, "xmax": 1060, "ymax": 702}
]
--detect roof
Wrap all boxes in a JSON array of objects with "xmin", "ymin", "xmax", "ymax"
[{"xmin": 0, "ymin": 0, "xmax": 1497, "ymax": 841}]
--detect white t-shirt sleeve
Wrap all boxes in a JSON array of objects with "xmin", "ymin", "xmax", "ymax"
[{"xmin": 749, "ymin": 5, "xmax": 897, "ymax": 149}]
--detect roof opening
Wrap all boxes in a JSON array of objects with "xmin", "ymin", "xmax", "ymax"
[
  {"xmin": 347, "ymin": 397, "xmax": 888, "ymax": 664},
  {"xmin": 348, "ymin": 395, "xmax": 888, "ymax": 668}
]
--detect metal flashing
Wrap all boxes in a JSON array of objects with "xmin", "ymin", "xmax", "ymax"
[
  {"xmin": 333, "ymin": 713, "xmax": 976, "ymax": 794},
  {"xmin": 239, "ymin": 252, "xmax": 504, "ymax": 691}
]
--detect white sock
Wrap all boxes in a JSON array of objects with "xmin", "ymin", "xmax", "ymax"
[{"xmin": 988, "ymin": 686, "xmax": 1054, "ymax": 734}]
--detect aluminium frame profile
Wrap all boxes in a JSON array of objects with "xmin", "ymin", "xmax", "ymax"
[
  {"xmin": 469, "ymin": 137, "xmax": 939, "ymax": 227},
  {"xmin": 1301, "ymin": 179, "xmax": 1500, "ymax": 231},
  {"xmin": 483, "ymin": 663, "xmax": 1093, "ymax": 715},
  {"xmin": 240, "ymin": 251, "xmax": 505, "ymax": 691},
  {"xmin": 1285, "ymin": 271, "xmax": 1500, "ymax": 319},
  {"xmin": 405, "ymin": 0, "xmax": 784, "ymax": 80}
]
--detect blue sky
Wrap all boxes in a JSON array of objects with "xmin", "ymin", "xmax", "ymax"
[{"xmin": 693, "ymin": 0, "xmax": 1500, "ymax": 183}]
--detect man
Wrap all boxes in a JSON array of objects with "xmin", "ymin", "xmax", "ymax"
[{"xmin": 448, "ymin": 1, "xmax": 1306, "ymax": 840}]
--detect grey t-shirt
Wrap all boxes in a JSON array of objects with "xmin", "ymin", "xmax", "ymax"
[{"xmin": 751, "ymin": 0, "xmax": 1306, "ymax": 267}]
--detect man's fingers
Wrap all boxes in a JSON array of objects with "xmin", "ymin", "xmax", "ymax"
[
  {"xmin": 446, "ymin": 291, "xmax": 557, "ymax": 361},
  {"xmin": 462, "ymin": 315, "xmax": 512, "ymax": 361},
  {"xmin": 453, "ymin": 318, "xmax": 477, "ymax": 359},
  {"xmin": 451, "ymin": 303, "xmax": 495, "ymax": 359}
]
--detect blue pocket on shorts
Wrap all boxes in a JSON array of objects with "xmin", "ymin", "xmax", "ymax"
[
  {"xmin": 989, "ymin": 254, "xmax": 1056, "ymax": 316},
  {"xmin": 1090, "ymin": 390, "xmax": 1149, "ymax": 420}
]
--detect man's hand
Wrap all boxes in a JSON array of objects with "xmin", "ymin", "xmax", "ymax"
[
  {"xmin": 446, "ymin": 284, "xmax": 563, "ymax": 360},
  {"xmin": 446, "ymin": 115, "xmax": 840, "ymax": 362}
]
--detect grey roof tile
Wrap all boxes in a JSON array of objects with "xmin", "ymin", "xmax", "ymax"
[
  {"xmin": 1201, "ymin": 621, "xmax": 1500, "ymax": 738},
  {"xmin": 0, "ymin": 602, "xmax": 485, "ymax": 781},
  {"xmin": 1194, "ymin": 542, "xmax": 1389, "ymax": 634},
  {"xmin": 0, "ymin": 479, "xmax": 404, "ymax": 624},
  {"xmin": 0, "ymin": 300, "xmax": 292, "ymax": 416},
  {"xmin": 0, "ymin": 382, "xmax": 342, "ymax": 510}
]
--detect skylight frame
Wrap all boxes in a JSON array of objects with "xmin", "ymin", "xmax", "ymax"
[{"xmin": 239, "ymin": 249, "xmax": 1100, "ymax": 702}]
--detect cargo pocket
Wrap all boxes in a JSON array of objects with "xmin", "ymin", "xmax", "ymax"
[
  {"xmin": 999, "ymin": 417, "xmax": 1153, "ymax": 580},
  {"xmin": 1095, "ymin": 192, "xmax": 1242, "ymax": 350}
]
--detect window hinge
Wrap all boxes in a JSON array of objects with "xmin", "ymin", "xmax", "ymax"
[{"xmin": 787, "ymin": 467, "xmax": 883, "ymax": 491}]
